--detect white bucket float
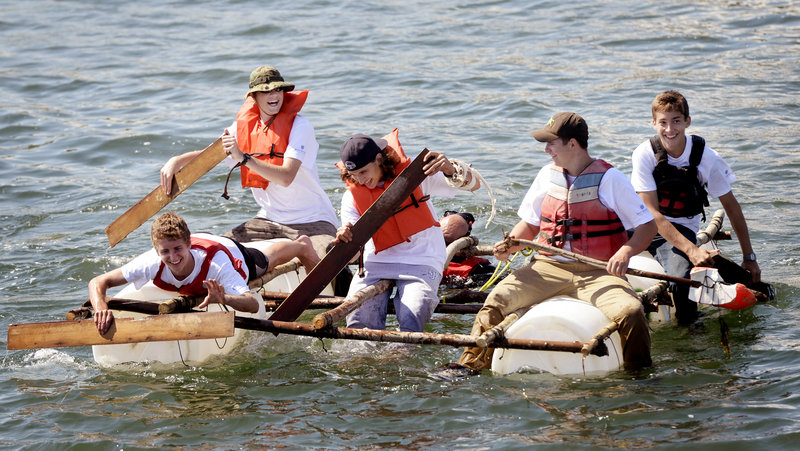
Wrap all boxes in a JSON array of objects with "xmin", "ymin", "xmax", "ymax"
[
  {"xmin": 92, "ymin": 239, "xmax": 318, "ymax": 366},
  {"xmin": 490, "ymin": 296, "xmax": 623, "ymax": 376}
]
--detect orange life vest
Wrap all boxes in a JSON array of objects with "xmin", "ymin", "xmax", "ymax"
[
  {"xmin": 344, "ymin": 129, "xmax": 438, "ymax": 253},
  {"xmin": 152, "ymin": 237, "xmax": 247, "ymax": 296},
  {"xmin": 537, "ymin": 159, "xmax": 628, "ymax": 261},
  {"xmin": 235, "ymin": 90, "xmax": 309, "ymax": 189}
]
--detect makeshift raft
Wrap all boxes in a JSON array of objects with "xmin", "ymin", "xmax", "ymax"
[{"xmin": 8, "ymin": 211, "xmax": 768, "ymax": 376}]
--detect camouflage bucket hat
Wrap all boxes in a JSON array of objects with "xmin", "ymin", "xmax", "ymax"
[{"xmin": 246, "ymin": 66, "xmax": 295, "ymax": 96}]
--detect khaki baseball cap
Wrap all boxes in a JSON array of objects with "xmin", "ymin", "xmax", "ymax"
[{"xmin": 531, "ymin": 112, "xmax": 588, "ymax": 143}]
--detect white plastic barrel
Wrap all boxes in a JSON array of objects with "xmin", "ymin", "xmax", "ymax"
[{"xmin": 490, "ymin": 296, "xmax": 623, "ymax": 375}]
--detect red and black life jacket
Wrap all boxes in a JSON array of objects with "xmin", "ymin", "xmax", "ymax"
[
  {"xmin": 651, "ymin": 134, "xmax": 709, "ymax": 220},
  {"xmin": 152, "ymin": 237, "xmax": 246, "ymax": 296},
  {"xmin": 537, "ymin": 159, "xmax": 628, "ymax": 261}
]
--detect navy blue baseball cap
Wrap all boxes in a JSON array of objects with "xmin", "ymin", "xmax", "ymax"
[{"xmin": 340, "ymin": 134, "xmax": 387, "ymax": 171}]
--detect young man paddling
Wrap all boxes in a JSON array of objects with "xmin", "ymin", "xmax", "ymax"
[
  {"xmin": 332, "ymin": 130, "xmax": 480, "ymax": 332},
  {"xmin": 89, "ymin": 211, "xmax": 319, "ymax": 334},
  {"xmin": 454, "ymin": 113, "xmax": 657, "ymax": 373},
  {"xmin": 630, "ymin": 90, "xmax": 762, "ymax": 325},
  {"xmin": 160, "ymin": 66, "xmax": 339, "ymax": 260}
]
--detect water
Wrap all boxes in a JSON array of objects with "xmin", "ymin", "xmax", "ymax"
[{"xmin": 1, "ymin": 0, "xmax": 799, "ymax": 448}]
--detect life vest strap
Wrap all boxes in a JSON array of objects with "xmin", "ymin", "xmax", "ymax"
[
  {"xmin": 547, "ymin": 226, "xmax": 627, "ymax": 245},
  {"xmin": 221, "ymin": 152, "xmax": 267, "ymax": 200},
  {"xmin": 393, "ymin": 193, "xmax": 431, "ymax": 216}
]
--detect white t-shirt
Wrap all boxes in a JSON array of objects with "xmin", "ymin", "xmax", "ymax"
[
  {"xmin": 630, "ymin": 134, "xmax": 736, "ymax": 232},
  {"xmin": 518, "ymin": 163, "xmax": 654, "ymax": 254},
  {"xmin": 121, "ymin": 233, "xmax": 250, "ymax": 296},
  {"xmin": 340, "ymin": 171, "xmax": 459, "ymax": 271},
  {"xmin": 225, "ymin": 115, "xmax": 338, "ymax": 227}
]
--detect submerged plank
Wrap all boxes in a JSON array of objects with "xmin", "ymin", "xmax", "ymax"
[{"xmin": 7, "ymin": 311, "xmax": 234, "ymax": 350}]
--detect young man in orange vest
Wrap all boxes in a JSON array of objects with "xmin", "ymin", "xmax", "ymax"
[
  {"xmin": 332, "ymin": 131, "xmax": 480, "ymax": 332},
  {"xmin": 159, "ymin": 66, "xmax": 339, "ymax": 261},
  {"xmin": 88, "ymin": 211, "xmax": 319, "ymax": 334},
  {"xmin": 454, "ymin": 112, "xmax": 657, "ymax": 373}
]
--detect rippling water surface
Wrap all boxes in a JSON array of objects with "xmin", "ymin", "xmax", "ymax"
[{"xmin": 1, "ymin": 0, "xmax": 799, "ymax": 449}]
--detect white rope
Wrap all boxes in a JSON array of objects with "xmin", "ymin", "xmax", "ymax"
[{"xmin": 446, "ymin": 159, "xmax": 496, "ymax": 228}]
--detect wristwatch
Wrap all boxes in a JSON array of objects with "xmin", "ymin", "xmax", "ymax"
[{"xmin": 743, "ymin": 252, "xmax": 757, "ymax": 262}]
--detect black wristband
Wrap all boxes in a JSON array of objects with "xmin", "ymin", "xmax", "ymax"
[{"xmin": 240, "ymin": 153, "xmax": 252, "ymax": 166}]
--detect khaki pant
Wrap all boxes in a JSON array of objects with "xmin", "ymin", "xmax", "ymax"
[
  {"xmin": 457, "ymin": 258, "xmax": 652, "ymax": 371},
  {"xmin": 224, "ymin": 217, "xmax": 336, "ymax": 259}
]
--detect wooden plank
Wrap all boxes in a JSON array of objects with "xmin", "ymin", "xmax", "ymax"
[
  {"xmin": 269, "ymin": 149, "xmax": 432, "ymax": 323},
  {"xmin": 7, "ymin": 311, "xmax": 234, "ymax": 350},
  {"xmin": 105, "ymin": 138, "xmax": 226, "ymax": 247}
]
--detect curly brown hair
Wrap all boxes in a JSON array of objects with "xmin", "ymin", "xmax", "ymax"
[
  {"xmin": 339, "ymin": 148, "xmax": 402, "ymax": 185},
  {"xmin": 150, "ymin": 211, "xmax": 191, "ymax": 247}
]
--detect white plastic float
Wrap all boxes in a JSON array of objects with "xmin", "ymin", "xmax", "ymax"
[
  {"xmin": 490, "ymin": 296, "xmax": 623, "ymax": 375},
  {"xmin": 491, "ymin": 252, "xmax": 667, "ymax": 376}
]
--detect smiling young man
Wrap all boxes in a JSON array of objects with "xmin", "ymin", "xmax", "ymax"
[
  {"xmin": 630, "ymin": 90, "xmax": 761, "ymax": 326},
  {"xmin": 453, "ymin": 112, "xmax": 656, "ymax": 374},
  {"xmin": 159, "ymin": 66, "xmax": 339, "ymax": 262},
  {"xmin": 88, "ymin": 211, "xmax": 319, "ymax": 334}
]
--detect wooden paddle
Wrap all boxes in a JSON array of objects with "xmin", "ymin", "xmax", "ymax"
[
  {"xmin": 268, "ymin": 149, "xmax": 432, "ymax": 323},
  {"xmin": 105, "ymin": 138, "xmax": 225, "ymax": 247},
  {"xmin": 7, "ymin": 311, "xmax": 234, "ymax": 350},
  {"xmin": 507, "ymin": 237, "xmax": 768, "ymax": 303}
]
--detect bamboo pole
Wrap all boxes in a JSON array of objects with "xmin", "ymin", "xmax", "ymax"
[
  {"xmin": 248, "ymin": 261, "xmax": 302, "ymax": 290},
  {"xmin": 312, "ymin": 280, "xmax": 393, "ymax": 330},
  {"xmin": 475, "ymin": 307, "xmax": 529, "ymax": 348}
]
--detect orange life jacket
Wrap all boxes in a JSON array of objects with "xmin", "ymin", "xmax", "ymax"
[
  {"xmin": 152, "ymin": 237, "xmax": 247, "ymax": 296},
  {"xmin": 235, "ymin": 90, "xmax": 309, "ymax": 189},
  {"xmin": 343, "ymin": 129, "xmax": 438, "ymax": 253},
  {"xmin": 537, "ymin": 159, "xmax": 628, "ymax": 261}
]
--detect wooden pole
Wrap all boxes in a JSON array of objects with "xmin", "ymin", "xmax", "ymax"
[
  {"xmin": 235, "ymin": 316, "xmax": 607, "ymax": 356},
  {"xmin": 580, "ymin": 321, "xmax": 619, "ymax": 358},
  {"xmin": 475, "ymin": 307, "xmax": 528, "ymax": 348},
  {"xmin": 72, "ymin": 298, "xmax": 607, "ymax": 356},
  {"xmin": 508, "ymin": 237, "xmax": 702, "ymax": 287},
  {"xmin": 312, "ymin": 280, "xmax": 393, "ymax": 329}
]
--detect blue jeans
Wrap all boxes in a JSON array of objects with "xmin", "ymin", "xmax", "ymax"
[
  {"xmin": 345, "ymin": 262, "xmax": 442, "ymax": 332},
  {"xmin": 647, "ymin": 223, "xmax": 698, "ymax": 325}
]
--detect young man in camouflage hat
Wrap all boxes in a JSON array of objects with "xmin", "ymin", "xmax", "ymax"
[{"xmin": 160, "ymin": 65, "xmax": 339, "ymax": 264}]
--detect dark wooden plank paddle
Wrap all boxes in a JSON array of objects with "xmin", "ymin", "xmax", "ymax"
[{"xmin": 268, "ymin": 149, "xmax": 432, "ymax": 323}]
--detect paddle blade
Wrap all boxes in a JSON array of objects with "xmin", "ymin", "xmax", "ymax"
[
  {"xmin": 105, "ymin": 138, "xmax": 225, "ymax": 247},
  {"xmin": 7, "ymin": 311, "xmax": 234, "ymax": 350},
  {"xmin": 689, "ymin": 267, "xmax": 757, "ymax": 310}
]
